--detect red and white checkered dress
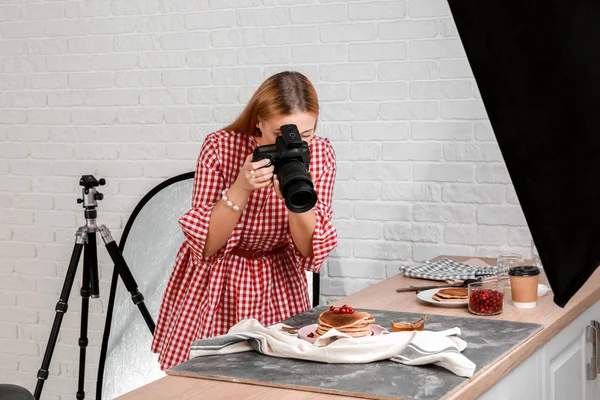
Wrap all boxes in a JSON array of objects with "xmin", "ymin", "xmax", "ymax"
[{"xmin": 151, "ymin": 130, "xmax": 338, "ymax": 370}]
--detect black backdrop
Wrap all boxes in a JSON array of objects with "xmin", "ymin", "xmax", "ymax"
[{"xmin": 448, "ymin": 0, "xmax": 600, "ymax": 306}]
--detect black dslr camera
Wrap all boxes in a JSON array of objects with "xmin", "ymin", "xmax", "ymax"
[{"xmin": 252, "ymin": 124, "xmax": 317, "ymax": 213}]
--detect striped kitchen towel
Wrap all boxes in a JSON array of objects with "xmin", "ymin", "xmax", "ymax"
[
  {"xmin": 189, "ymin": 319, "xmax": 475, "ymax": 378},
  {"xmin": 399, "ymin": 258, "xmax": 506, "ymax": 281}
]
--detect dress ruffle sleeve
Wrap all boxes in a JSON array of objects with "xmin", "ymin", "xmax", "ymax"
[
  {"xmin": 288, "ymin": 144, "xmax": 338, "ymax": 273},
  {"xmin": 178, "ymin": 136, "xmax": 242, "ymax": 262}
]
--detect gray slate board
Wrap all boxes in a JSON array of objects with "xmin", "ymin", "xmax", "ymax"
[{"xmin": 168, "ymin": 306, "xmax": 542, "ymax": 400}]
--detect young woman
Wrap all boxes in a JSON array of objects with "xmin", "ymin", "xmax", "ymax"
[{"xmin": 151, "ymin": 71, "xmax": 338, "ymax": 370}]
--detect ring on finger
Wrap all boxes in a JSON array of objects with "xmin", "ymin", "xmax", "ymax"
[{"xmin": 250, "ymin": 169, "xmax": 256, "ymax": 179}]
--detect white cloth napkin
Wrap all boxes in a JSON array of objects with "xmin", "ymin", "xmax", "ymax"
[{"xmin": 189, "ymin": 319, "xmax": 476, "ymax": 378}]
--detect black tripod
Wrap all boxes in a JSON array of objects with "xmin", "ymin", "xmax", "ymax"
[{"xmin": 35, "ymin": 175, "xmax": 155, "ymax": 400}]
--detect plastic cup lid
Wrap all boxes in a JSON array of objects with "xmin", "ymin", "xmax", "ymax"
[{"xmin": 508, "ymin": 266, "xmax": 540, "ymax": 277}]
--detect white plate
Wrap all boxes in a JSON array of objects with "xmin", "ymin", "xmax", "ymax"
[
  {"xmin": 416, "ymin": 288, "xmax": 468, "ymax": 308},
  {"xmin": 297, "ymin": 323, "xmax": 388, "ymax": 344}
]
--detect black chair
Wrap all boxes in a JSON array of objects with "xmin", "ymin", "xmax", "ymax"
[{"xmin": 0, "ymin": 384, "xmax": 34, "ymax": 400}]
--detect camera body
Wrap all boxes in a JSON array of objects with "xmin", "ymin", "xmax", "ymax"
[
  {"xmin": 252, "ymin": 124, "xmax": 310, "ymax": 174},
  {"xmin": 252, "ymin": 124, "xmax": 317, "ymax": 213}
]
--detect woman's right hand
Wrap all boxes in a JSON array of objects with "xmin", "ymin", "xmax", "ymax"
[{"xmin": 233, "ymin": 154, "xmax": 274, "ymax": 193}]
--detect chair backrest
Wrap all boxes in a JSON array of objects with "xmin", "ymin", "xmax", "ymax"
[
  {"xmin": 0, "ymin": 384, "xmax": 34, "ymax": 400},
  {"xmin": 100, "ymin": 173, "xmax": 318, "ymax": 399}
]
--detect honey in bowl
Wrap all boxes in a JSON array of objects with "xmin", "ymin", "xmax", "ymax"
[{"xmin": 391, "ymin": 315, "xmax": 427, "ymax": 332}]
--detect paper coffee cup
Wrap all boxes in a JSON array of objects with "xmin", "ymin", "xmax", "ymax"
[{"xmin": 509, "ymin": 266, "xmax": 540, "ymax": 308}]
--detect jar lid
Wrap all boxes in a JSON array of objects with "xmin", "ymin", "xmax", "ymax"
[{"xmin": 508, "ymin": 266, "xmax": 540, "ymax": 277}]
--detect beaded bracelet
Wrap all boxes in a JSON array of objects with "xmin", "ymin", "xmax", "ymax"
[{"xmin": 221, "ymin": 188, "xmax": 247, "ymax": 212}]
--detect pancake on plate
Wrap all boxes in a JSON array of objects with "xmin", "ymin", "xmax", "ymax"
[
  {"xmin": 316, "ymin": 305, "xmax": 375, "ymax": 338},
  {"xmin": 432, "ymin": 288, "xmax": 468, "ymax": 303}
]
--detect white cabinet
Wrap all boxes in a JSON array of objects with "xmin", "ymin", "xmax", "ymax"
[
  {"xmin": 479, "ymin": 300, "xmax": 600, "ymax": 399},
  {"xmin": 543, "ymin": 305, "xmax": 600, "ymax": 400},
  {"xmin": 477, "ymin": 348, "xmax": 542, "ymax": 399},
  {"xmin": 545, "ymin": 327, "xmax": 588, "ymax": 400}
]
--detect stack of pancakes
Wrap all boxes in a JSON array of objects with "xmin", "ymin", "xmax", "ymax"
[
  {"xmin": 433, "ymin": 288, "xmax": 468, "ymax": 303},
  {"xmin": 316, "ymin": 310, "xmax": 375, "ymax": 338}
]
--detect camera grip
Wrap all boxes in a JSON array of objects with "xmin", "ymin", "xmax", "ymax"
[{"xmin": 252, "ymin": 144, "xmax": 277, "ymax": 167}]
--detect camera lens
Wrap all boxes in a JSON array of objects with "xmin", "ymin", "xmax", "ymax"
[
  {"xmin": 288, "ymin": 182, "xmax": 317, "ymax": 211},
  {"xmin": 277, "ymin": 161, "xmax": 317, "ymax": 213}
]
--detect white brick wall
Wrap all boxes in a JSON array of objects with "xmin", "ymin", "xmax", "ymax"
[{"xmin": 0, "ymin": 0, "xmax": 531, "ymax": 396}]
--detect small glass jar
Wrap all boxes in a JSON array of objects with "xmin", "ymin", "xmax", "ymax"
[
  {"xmin": 496, "ymin": 253, "xmax": 524, "ymax": 300},
  {"xmin": 468, "ymin": 281, "xmax": 504, "ymax": 316},
  {"xmin": 391, "ymin": 315, "xmax": 426, "ymax": 332}
]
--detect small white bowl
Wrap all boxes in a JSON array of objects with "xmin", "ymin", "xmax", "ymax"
[{"xmin": 538, "ymin": 284, "xmax": 550, "ymax": 297}]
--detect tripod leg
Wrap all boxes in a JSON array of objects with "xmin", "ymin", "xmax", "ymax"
[
  {"xmin": 76, "ymin": 234, "xmax": 100, "ymax": 400},
  {"xmin": 86, "ymin": 231, "xmax": 100, "ymax": 299},
  {"xmin": 35, "ymin": 227, "xmax": 87, "ymax": 400},
  {"xmin": 99, "ymin": 225, "xmax": 156, "ymax": 333}
]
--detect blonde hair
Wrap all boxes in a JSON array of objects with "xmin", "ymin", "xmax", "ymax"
[{"xmin": 225, "ymin": 71, "xmax": 319, "ymax": 135}]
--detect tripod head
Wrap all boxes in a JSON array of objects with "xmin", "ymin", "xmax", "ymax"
[{"xmin": 77, "ymin": 175, "xmax": 105, "ymax": 209}]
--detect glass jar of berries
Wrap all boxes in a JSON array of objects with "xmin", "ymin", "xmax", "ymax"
[{"xmin": 468, "ymin": 281, "xmax": 504, "ymax": 316}]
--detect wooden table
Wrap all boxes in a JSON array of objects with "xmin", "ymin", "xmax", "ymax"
[{"xmin": 118, "ymin": 256, "xmax": 600, "ymax": 400}]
